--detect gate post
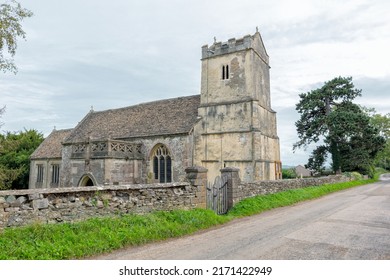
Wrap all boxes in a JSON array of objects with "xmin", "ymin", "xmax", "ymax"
[
  {"xmin": 185, "ymin": 166, "xmax": 208, "ymax": 209},
  {"xmin": 221, "ymin": 167, "xmax": 240, "ymax": 209}
]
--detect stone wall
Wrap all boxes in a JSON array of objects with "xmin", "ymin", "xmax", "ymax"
[
  {"xmin": 238, "ymin": 175, "xmax": 351, "ymax": 199},
  {"xmin": 29, "ymin": 158, "xmax": 62, "ymax": 189},
  {"xmin": 1, "ymin": 166, "xmax": 207, "ymax": 229},
  {"xmin": 58, "ymin": 134, "xmax": 193, "ymax": 188},
  {"xmin": 0, "ymin": 184, "xmax": 205, "ymax": 229},
  {"xmin": 223, "ymin": 167, "xmax": 352, "ymax": 205},
  {"xmin": 1, "ymin": 165, "xmax": 352, "ymax": 229},
  {"xmin": 194, "ymin": 32, "xmax": 281, "ymax": 182}
]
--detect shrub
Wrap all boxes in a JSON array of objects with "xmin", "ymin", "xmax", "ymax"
[
  {"xmin": 282, "ymin": 168, "xmax": 297, "ymax": 179},
  {"xmin": 344, "ymin": 171, "xmax": 363, "ymax": 180}
]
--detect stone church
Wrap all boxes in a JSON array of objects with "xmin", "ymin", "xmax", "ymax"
[{"xmin": 29, "ymin": 30, "xmax": 282, "ymax": 189}]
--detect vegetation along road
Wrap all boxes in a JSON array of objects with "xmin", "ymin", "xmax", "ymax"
[{"xmin": 94, "ymin": 175, "xmax": 390, "ymax": 260}]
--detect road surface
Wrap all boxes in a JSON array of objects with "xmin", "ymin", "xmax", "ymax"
[{"xmin": 92, "ymin": 175, "xmax": 390, "ymax": 259}]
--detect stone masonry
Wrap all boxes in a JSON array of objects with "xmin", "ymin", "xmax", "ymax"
[
  {"xmin": 29, "ymin": 30, "xmax": 282, "ymax": 190},
  {"xmin": 1, "ymin": 167, "xmax": 352, "ymax": 229},
  {"xmin": 221, "ymin": 167, "xmax": 352, "ymax": 205},
  {"xmin": 0, "ymin": 167, "xmax": 208, "ymax": 229}
]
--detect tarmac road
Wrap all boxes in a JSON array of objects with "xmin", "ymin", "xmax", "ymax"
[{"xmin": 92, "ymin": 175, "xmax": 390, "ymax": 260}]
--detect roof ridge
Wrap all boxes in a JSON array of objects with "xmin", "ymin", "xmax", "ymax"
[
  {"xmin": 90, "ymin": 94, "xmax": 200, "ymax": 115},
  {"xmin": 63, "ymin": 109, "xmax": 95, "ymax": 143},
  {"xmin": 30, "ymin": 128, "xmax": 73, "ymax": 159},
  {"xmin": 53, "ymin": 128, "xmax": 73, "ymax": 132},
  {"xmin": 62, "ymin": 94, "xmax": 201, "ymax": 144}
]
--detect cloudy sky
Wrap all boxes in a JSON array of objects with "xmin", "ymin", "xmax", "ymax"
[{"xmin": 1, "ymin": 0, "xmax": 389, "ymax": 166}]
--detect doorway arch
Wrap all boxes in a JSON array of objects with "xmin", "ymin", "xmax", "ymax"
[{"xmin": 78, "ymin": 174, "xmax": 97, "ymax": 186}]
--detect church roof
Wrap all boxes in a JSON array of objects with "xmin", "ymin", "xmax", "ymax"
[
  {"xmin": 64, "ymin": 95, "xmax": 201, "ymax": 143},
  {"xmin": 30, "ymin": 128, "xmax": 73, "ymax": 159}
]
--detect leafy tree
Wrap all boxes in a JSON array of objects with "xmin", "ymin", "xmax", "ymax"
[
  {"xmin": 333, "ymin": 103, "xmax": 385, "ymax": 175},
  {"xmin": 0, "ymin": 1, "xmax": 35, "ymax": 189},
  {"xmin": 0, "ymin": 129, "xmax": 43, "ymax": 189},
  {"xmin": 365, "ymin": 110, "xmax": 390, "ymax": 170},
  {"xmin": 0, "ymin": 0, "xmax": 33, "ymax": 73},
  {"xmin": 294, "ymin": 76, "xmax": 385, "ymax": 175},
  {"xmin": 305, "ymin": 146, "xmax": 327, "ymax": 175}
]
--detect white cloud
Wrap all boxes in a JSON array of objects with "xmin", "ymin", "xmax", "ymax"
[{"xmin": 2, "ymin": 0, "xmax": 390, "ymax": 165}]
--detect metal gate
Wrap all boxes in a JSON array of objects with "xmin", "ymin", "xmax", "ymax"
[{"xmin": 207, "ymin": 176, "xmax": 228, "ymax": 215}]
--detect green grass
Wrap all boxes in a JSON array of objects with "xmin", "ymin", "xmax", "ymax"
[
  {"xmin": 0, "ymin": 175, "xmax": 380, "ymax": 260},
  {"xmin": 0, "ymin": 209, "xmax": 230, "ymax": 260}
]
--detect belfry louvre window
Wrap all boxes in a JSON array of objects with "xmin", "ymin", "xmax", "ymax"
[
  {"xmin": 51, "ymin": 164, "xmax": 60, "ymax": 186},
  {"xmin": 222, "ymin": 65, "xmax": 229, "ymax": 80},
  {"xmin": 152, "ymin": 144, "xmax": 172, "ymax": 183},
  {"xmin": 37, "ymin": 164, "xmax": 44, "ymax": 183}
]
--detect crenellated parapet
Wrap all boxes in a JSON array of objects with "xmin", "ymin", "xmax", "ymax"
[{"xmin": 201, "ymin": 30, "xmax": 269, "ymax": 65}]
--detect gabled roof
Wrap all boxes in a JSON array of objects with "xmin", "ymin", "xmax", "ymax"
[
  {"xmin": 64, "ymin": 95, "xmax": 201, "ymax": 143},
  {"xmin": 30, "ymin": 129, "xmax": 73, "ymax": 160}
]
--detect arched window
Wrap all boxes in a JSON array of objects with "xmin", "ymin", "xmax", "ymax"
[{"xmin": 151, "ymin": 144, "xmax": 172, "ymax": 183}]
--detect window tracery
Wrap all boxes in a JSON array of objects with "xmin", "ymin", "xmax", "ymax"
[{"xmin": 151, "ymin": 144, "xmax": 172, "ymax": 183}]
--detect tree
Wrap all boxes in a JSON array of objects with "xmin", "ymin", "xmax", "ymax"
[
  {"xmin": 294, "ymin": 76, "xmax": 385, "ymax": 175},
  {"xmin": 365, "ymin": 110, "xmax": 390, "ymax": 170},
  {"xmin": 306, "ymin": 145, "xmax": 327, "ymax": 175},
  {"xmin": 0, "ymin": 129, "xmax": 43, "ymax": 189},
  {"xmin": 333, "ymin": 103, "xmax": 385, "ymax": 174},
  {"xmin": 0, "ymin": 0, "xmax": 33, "ymax": 73}
]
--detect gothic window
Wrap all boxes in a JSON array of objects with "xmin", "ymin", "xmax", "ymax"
[
  {"xmin": 151, "ymin": 144, "xmax": 172, "ymax": 183},
  {"xmin": 153, "ymin": 156, "xmax": 159, "ymax": 180},
  {"xmin": 51, "ymin": 164, "xmax": 60, "ymax": 186},
  {"xmin": 36, "ymin": 164, "xmax": 44, "ymax": 183},
  {"xmin": 222, "ymin": 64, "xmax": 229, "ymax": 80}
]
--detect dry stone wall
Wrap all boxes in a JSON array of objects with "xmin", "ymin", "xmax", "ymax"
[
  {"xmin": 236, "ymin": 174, "xmax": 351, "ymax": 204},
  {"xmin": 0, "ymin": 183, "xmax": 204, "ymax": 229},
  {"xmin": 1, "ymin": 165, "xmax": 352, "ymax": 229}
]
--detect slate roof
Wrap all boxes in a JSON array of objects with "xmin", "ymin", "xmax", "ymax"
[
  {"xmin": 30, "ymin": 129, "xmax": 73, "ymax": 159},
  {"xmin": 64, "ymin": 95, "xmax": 201, "ymax": 143}
]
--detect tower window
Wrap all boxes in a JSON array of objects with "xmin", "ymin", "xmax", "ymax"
[
  {"xmin": 222, "ymin": 65, "xmax": 229, "ymax": 80},
  {"xmin": 226, "ymin": 65, "xmax": 229, "ymax": 79}
]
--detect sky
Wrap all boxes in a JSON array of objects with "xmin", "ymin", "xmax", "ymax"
[{"xmin": 1, "ymin": 0, "xmax": 389, "ymax": 166}]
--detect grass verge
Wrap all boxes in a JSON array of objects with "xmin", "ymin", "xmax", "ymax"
[
  {"xmin": 0, "ymin": 209, "xmax": 230, "ymax": 260},
  {"xmin": 227, "ymin": 177, "xmax": 377, "ymax": 218},
  {"xmin": 0, "ymin": 175, "xmax": 380, "ymax": 260}
]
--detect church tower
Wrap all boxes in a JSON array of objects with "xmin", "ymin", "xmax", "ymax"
[{"xmin": 193, "ymin": 30, "xmax": 282, "ymax": 182}]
